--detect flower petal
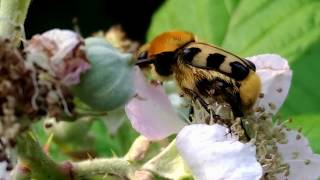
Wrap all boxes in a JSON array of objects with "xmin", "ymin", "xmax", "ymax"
[
  {"xmin": 143, "ymin": 139, "xmax": 192, "ymax": 179},
  {"xmin": 26, "ymin": 29, "xmax": 91, "ymax": 86},
  {"xmin": 276, "ymin": 130, "xmax": 320, "ymax": 180},
  {"xmin": 0, "ymin": 162, "xmax": 10, "ymax": 179},
  {"xmin": 248, "ymin": 54, "xmax": 292, "ymax": 115},
  {"xmin": 176, "ymin": 124, "xmax": 262, "ymax": 180},
  {"xmin": 125, "ymin": 68, "xmax": 187, "ymax": 140}
]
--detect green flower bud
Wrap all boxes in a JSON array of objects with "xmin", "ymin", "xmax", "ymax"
[{"xmin": 73, "ymin": 37, "xmax": 134, "ymax": 111}]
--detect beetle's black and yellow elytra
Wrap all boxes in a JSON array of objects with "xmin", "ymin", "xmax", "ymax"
[
  {"xmin": 136, "ymin": 31, "xmax": 261, "ymax": 118},
  {"xmin": 179, "ymin": 42, "xmax": 256, "ymax": 81}
]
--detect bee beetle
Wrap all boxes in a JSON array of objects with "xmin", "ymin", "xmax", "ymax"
[{"xmin": 136, "ymin": 31, "xmax": 261, "ymax": 121}]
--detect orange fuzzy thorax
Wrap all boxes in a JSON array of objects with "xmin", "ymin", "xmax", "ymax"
[{"xmin": 148, "ymin": 31, "xmax": 195, "ymax": 57}]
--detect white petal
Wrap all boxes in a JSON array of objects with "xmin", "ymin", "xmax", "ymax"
[
  {"xmin": 41, "ymin": 29, "xmax": 81, "ymax": 60},
  {"xmin": 0, "ymin": 162, "xmax": 10, "ymax": 179},
  {"xmin": 248, "ymin": 54, "xmax": 292, "ymax": 115},
  {"xmin": 176, "ymin": 124, "xmax": 262, "ymax": 180},
  {"xmin": 125, "ymin": 68, "xmax": 187, "ymax": 140},
  {"xmin": 276, "ymin": 130, "xmax": 320, "ymax": 180}
]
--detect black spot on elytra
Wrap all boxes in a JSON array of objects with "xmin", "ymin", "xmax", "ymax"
[
  {"xmin": 230, "ymin": 61, "xmax": 249, "ymax": 81},
  {"xmin": 153, "ymin": 52, "xmax": 176, "ymax": 76},
  {"xmin": 206, "ymin": 53, "xmax": 225, "ymax": 69},
  {"xmin": 181, "ymin": 47, "xmax": 201, "ymax": 63}
]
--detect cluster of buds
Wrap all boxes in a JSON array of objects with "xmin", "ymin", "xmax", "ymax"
[
  {"xmin": 0, "ymin": 38, "xmax": 41, "ymax": 170},
  {"xmin": 0, "ymin": 29, "xmax": 91, "ymax": 170}
]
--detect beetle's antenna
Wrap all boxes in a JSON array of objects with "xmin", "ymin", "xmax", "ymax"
[{"xmin": 135, "ymin": 58, "xmax": 155, "ymax": 66}]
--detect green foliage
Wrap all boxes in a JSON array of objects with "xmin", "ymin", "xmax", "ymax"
[
  {"xmin": 32, "ymin": 121, "xmax": 69, "ymax": 161},
  {"xmin": 16, "ymin": 132, "xmax": 68, "ymax": 180},
  {"xmin": 148, "ymin": 0, "xmax": 320, "ymax": 152},
  {"xmin": 92, "ymin": 119, "xmax": 139, "ymax": 157},
  {"xmin": 33, "ymin": 117, "xmax": 138, "ymax": 161},
  {"xmin": 287, "ymin": 114, "xmax": 320, "ymax": 153}
]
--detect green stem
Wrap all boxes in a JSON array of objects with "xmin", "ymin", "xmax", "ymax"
[
  {"xmin": 0, "ymin": 0, "xmax": 31, "ymax": 45},
  {"xmin": 16, "ymin": 132, "xmax": 69, "ymax": 180},
  {"xmin": 71, "ymin": 158, "xmax": 136, "ymax": 179}
]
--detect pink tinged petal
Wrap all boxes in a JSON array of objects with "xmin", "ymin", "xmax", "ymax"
[
  {"xmin": 39, "ymin": 29, "xmax": 85, "ymax": 68},
  {"xmin": 61, "ymin": 58, "xmax": 91, "ymax": 85},
  {"xmin": 248, "ymin": 54, "xmax": 292, "ymax": 115},
  {"xmin": 276, "ymin": 130, "xmax": 320, "ymax": 180},
  {"xmin": 125, "ymin": 68, "xmax": 187, "ymax": 140},
  {"xmin": 26, "ymin": 29, "xmax": 91, "ymax": 86},
  {"xmin": 176, "ymin": 124, "xmax": 262, "ymax": 180}
]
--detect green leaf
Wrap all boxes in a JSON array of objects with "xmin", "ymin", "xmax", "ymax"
[
  {"xmin": 32, "ymin": 118, "xmax": 138, "ymax": 160},
  {"xmin": 148, "ymin": 0, "xmax": 233, "ymax": 45},
  {"xmin": 281, "ymin": 41, "xmax": 320, "ymax": 116},
  {"xmin": 32, "ymin": 121, "xmax": 69, "ymax": 161},
  {"xmin": 222, "ymin": 0, "xmax": 320, "ymax": 60},
  {"xmin": 91, "ymin": 119, "xmax": 139, "ymax": 157},
  {"xmin": 149, "ymin": 0, "xmax": 320, "ymax": 60},
  {"xmin": 16, "ymin": 133, "xmax": 69, "ymax": 180},
  {"xmin": 91, "ymin": 119, "xmax": 122, "ymax": 157},
  {"xmin": 148, "ymin": 1, "xmax": 320, "ymax": 121}
]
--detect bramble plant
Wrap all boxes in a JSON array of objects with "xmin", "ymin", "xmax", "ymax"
[{"xmin": 0, "ymin": 0, "xmax": 320, "ymax": 180}]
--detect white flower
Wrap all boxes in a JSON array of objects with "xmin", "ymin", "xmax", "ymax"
[
  {"xmin": 250, "ymin": 54, "xmax": 292, "ymax": 115},
  {"xmin": 0, "ymin": 161, "xmax": 10, "ymax": 179},
  {"xmin": 276, "ymin": 130, "xmax": 320, "ymax": 180},
  {"xmin": 177, "ymin": 124, "xmax": 262, "ymax": 180}
]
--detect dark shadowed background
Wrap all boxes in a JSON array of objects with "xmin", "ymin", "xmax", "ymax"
[{"xmin": 25, "ymin": 0, "xmax": 164, "ymax": 41}]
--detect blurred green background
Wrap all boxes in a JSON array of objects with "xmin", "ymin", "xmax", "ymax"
[{"xmin": 26, "ymin": 0, "xmax": 320, "ymax": 159}]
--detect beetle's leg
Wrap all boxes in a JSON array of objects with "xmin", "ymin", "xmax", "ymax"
[
  {"xmin": 183, "ymin": 88, "xmax": 209, "ymax": 112},
  {"xmin": 183, "ymin": 88, "xmax": 220, "ymax": 121},
  {"xmin": 188, "ymin": 105, "xmax": 194, "ymax": 122}
]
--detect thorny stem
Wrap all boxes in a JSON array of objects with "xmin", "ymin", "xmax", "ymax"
[
  {"xmin": 0, "ymin": 0, "xmax": 31, "ymax": 45},
  {"xmin": 71, "ymin": 158, "xmax": 136, "ymax": 179},
  {"xmin": 14, "ymin": 131, "xmax": 141, "ymax": 179},
  {"xmin": 16, "ymin": 132, "xmax": 69, "ymax": 180}
]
